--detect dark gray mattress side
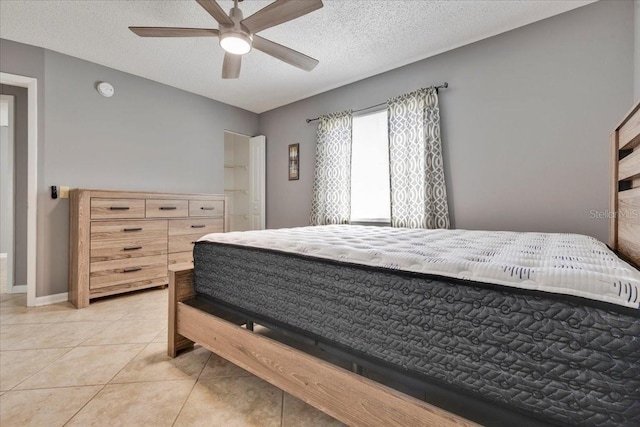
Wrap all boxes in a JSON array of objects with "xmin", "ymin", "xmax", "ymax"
[{"xmin": 194, "ymin": 242, "xmax": 640, "ymax": 427}]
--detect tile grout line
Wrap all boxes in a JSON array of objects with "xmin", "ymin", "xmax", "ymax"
[
  {"xmin": 195, "ymin": 348, "xmax": 213, "ymax": 382},
  {"xmin": 76, "ymin": 317, "xmax": 169, "ymax": 347},
  {"xmin": 280, "ymin": 390, "xmax": 285, "ymax": 427},
  {"xmin": 0, "ymin": 340, "xmax": 152, "ymax": 352},
  {"xmin": 0, "ymin": 316, "xmax": 122, "ymax": 352},
  {"xmin": 0, "ymin": 316, "xmax": 132, "ymax": 326},
  {"xmin": 74, "ymin": 314, "xmax": 137, "ymax": 347},
  {"xmin": 7, "ymin": 341, "xmax": 146, "ymax": 392},
  {"xmin": 11, "ymin": 377, "xmax": 199, "ymax": 393},
  {"xmin": 171, "ymin": 379, "xmax": 199, "ymax": 427},
  {"xmin": 105, "ymin": 340, "xmax": 181, "ymax": 386},
  {"xmin": 61, "ymin": 383, "xmax": 107, "ymax": 427},
  {"xmin": 0, "ymin": 293, "xmax": 25, "ymax": 303},
  {"xmin": 101, "ymin": 340, "xmax": 151, "ymax": 385},
  {"xmin": 6, "ymin": 383, "xmax": 116, "ymax": 392},
  {"xmin": 109, "ymin": 377, "xmax": 211, "ymax": 386},
  {"xmin": 170, "ymin": 351, "xmax": 212, "ymax": 427},
  {"xmin": 6, "ymin": 347, "xmax": 75, "ymax": 392}
]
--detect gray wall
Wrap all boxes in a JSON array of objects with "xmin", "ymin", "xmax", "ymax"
[
  {"xmin": 1, "ymin": 39, "xmax": 259, "ymax": 297},
  {"xmin": 0, "ymin": 84, "xmax": 27, "ymax": 287},
  {"xmin": 259, "ymin": 0, "xmax": 634, "ymax": 243},
  {"xmin": 635, "ymin": 0, "xmax": 640, "ymax": 101}
]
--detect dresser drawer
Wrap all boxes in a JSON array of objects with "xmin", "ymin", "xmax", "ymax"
[
  {"xmin": 169, "ymin": 251, "xmax": 193, "ymax": 266},
  {"xmin": 169, "ymin": 233, "xmax": 206, "ymax": 254},
  {"xmin": 169, "ymin": 218, "xmax": 223, "ymax": 236},
  {"xmin": 91, "ymin": 237, "xmax": 167, "ymax": 262},
  {"xmin": 91, "ymin": 198, "xmax": 145, "ymax": 220},
  {"xmin": 189, "ymin": 200, "xmax": 224, "ymax": 217},
  {"xmin": 91, "ymin": 220, "xmax": 168, "ymax": 262},
  {"xmin": 89, "ymin": 254, "xmax": 167, "ymax": 290},
  {"xmin": 146, "ymin": 199, "xmax": 188, "ymax": 218},
  {"xmin": 91, "ymin": 220, "xmax": 167, "ymax": 242}
]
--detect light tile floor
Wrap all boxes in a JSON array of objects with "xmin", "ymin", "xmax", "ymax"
[{"xmin": 0, "ymin": 290, "xmax": 344, "ymax": 427}]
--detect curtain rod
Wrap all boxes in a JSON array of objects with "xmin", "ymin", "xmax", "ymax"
[{"xmin": 305, "ymin": 82, "xmax": 448, "ymax": 124}]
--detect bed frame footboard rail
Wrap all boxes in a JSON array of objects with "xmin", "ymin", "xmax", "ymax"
[{"xmin": 168, "ymin": 265, "xmax": 477, "ymax": 427}]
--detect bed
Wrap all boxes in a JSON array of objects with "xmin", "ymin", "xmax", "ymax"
[{"xmin": 168, "ymin": 100, "xmax": 640, "ymax": 427}]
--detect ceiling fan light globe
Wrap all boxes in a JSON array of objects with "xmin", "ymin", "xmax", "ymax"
[{"xmin": 220, "ymin": 32, "xmax": 251, "ymax": 55}]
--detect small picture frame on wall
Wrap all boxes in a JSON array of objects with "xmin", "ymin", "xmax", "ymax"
[{"xmin": 288, "ymin": 143, "xmax": 300, "ymax": 181}]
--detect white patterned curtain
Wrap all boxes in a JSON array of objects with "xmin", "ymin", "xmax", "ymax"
[
  {"xmin": 387, "ymin": 88, "xmax": 450, "ymax": 229},
  {"xmin": 309, "ymin": 110, "xmax": 353, "ymax": 225}
]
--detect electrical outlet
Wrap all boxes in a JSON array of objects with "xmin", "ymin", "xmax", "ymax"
[{"xmin": 59, "ymin": 186, "xmax": 70, "ymax": 199}]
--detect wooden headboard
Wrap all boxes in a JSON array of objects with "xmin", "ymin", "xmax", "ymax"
[{"xmin": 610, "ymin": 100, "xmax": 640, "ymax": 269}]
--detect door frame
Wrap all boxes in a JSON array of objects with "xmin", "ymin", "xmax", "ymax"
[
  {"xmin": 224, "ymin": 130, "xmax": 266, "ymax": 231},
  {"xmin": 0, "ymin": 72, "xmax": 37, "ymax": 307},
  {"xmin": 0, "ymin": 94, "xmax": 15, "ymax": 293}
]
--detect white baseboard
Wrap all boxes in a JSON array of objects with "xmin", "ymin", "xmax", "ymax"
[
  {"xmin": 34, "ymin": 292, "xmax": 69, "ymax": 306},
  {"xmin": 11, "ymin": 284, "xmax": 27, "ymax": 293}
]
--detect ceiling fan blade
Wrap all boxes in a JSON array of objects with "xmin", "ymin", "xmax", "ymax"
[
  {"xmin": 253, "ymin": 35, "xmax": 318, "ymax": 71},
  {"xmin": 129, "ymin": 27, "xmax": 219, "ymax": 37},
  {"xmin": 241, "ymin": 0, "xmax": 323, "ymax": 34},
  {"xmin": 195, "ymin": 0, "xmax": 233, "ymax": 26},
  {"xmin": 222, "ymin": 53, "xmax": 242, "ymax": 79}
]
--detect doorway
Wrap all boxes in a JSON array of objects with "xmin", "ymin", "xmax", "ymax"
[
  {"xmin": 0, "ymin": 94, "xmax": 15, "ymax": 294},
  {"xmin": 224, "ymin": 131, "xmax": 266, "ymax": 231},
  {"xmin": 0, "ymin": 72, "xmax": 37, "ymax": 307}
]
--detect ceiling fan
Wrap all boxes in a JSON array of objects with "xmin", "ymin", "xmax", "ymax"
[{"xmin": 129, "ymin": 0, "xmax": 323, "ymax": 79}]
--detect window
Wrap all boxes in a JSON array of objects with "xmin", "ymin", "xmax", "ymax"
[{"xmin": 350, "ymin": 109, "xmax": 391, "ymax": 223}]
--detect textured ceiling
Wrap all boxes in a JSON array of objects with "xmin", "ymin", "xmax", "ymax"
[{"xmin": 0, "ymin": 0, "xmax": 594, "ymax": 113}]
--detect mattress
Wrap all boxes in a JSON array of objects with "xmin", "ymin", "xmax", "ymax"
[
  {"xmin": 198, "ymin": 225, "xmax": 640, "ymax": 309},
  {"xmin": 194, "ymin": 226, "xmax": 640, "ymax": 426}
]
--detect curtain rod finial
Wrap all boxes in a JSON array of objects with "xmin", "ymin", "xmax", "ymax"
[{"xmin": 443, "ymin": 82, "xmax": 448, "ymax": 88}]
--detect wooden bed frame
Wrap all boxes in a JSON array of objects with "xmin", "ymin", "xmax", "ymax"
[
  {"xmin": 168, "ymin": 265, "xmax": 476, "ymax": 426},
  {"xmin": 610, "ymin": 100, "xmax": 640, "ymax": 269},
  {"xmin": 167, "ymin": 101, "xmax": 640, "ymax": 426}
]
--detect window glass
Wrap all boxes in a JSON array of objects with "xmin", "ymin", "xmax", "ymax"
[{"xmin": 350, "ymin": 109, "xmax": 391, "ymax": 222}]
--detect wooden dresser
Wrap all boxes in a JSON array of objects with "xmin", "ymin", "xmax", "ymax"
[{"xmin": 69, "ymin": 189, "xmax": 228, "ymax": 308}]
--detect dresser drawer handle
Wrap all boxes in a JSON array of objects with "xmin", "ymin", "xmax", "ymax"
[
  {"xmin": 109, "ymin": 206, "xmax": 130, "ymax": 211},
  {"xmin": 200, "ymin": 206, "xmax": 215, "ymax": 210},
  {"xmin": 123, "ymin": 246, "xmax": 142, "ymax": 251},
  {"xmin": 123, "ymin": 267, "xmax": 142, "ymax": 273},
  {"xmin": 160, "ymin": 206, "xmax": 177, "ymax": 210},
  {"xmin": 191, "ymin": 225, "xmax": 206, "ymax": 228},
  {"xmin": 123, "ymin": 227, "xmax": 143, "ymax": 232}
]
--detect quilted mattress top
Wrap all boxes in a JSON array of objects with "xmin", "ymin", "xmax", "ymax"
[{"xmin": 198, "ymin": 225, "xmax": 640, "ymax": 309}]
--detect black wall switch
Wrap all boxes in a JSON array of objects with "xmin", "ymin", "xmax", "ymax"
[{"xmin": 51, "ymin": 185, "xmax": 58, "ymax": 199}]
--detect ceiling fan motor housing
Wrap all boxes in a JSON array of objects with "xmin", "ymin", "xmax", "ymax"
[{"xmin": 219, "ymin": 6, "xmax": 253, "ymax": 54}]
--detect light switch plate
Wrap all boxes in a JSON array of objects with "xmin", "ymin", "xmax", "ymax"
[{"xmin": 59, "ymin": 186, "xmax": 70, "ymax": 199}]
